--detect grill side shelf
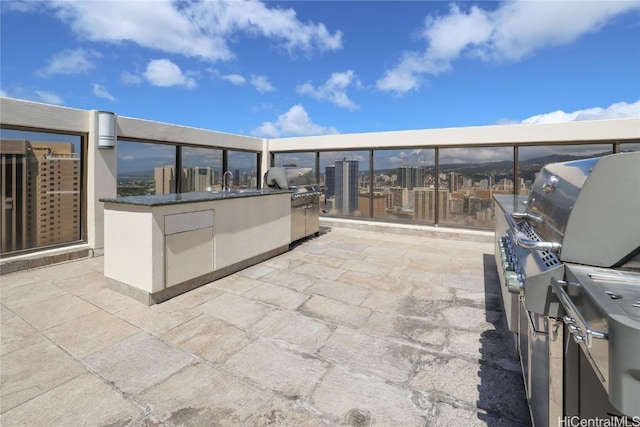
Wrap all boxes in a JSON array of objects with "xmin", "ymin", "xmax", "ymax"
[{"xmin": 550, "ymin": 277, "xmax": 608, "ymax": 349}]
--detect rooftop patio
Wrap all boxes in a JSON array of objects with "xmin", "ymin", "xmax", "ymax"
[{"xmin": 1, "ymin": 223, "xmax": 531, "ymax": 426}]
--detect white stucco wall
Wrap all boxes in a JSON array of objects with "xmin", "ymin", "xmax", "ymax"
[{"xmin": 266, "ymin": 118, "xmax": 640, "ymax": 152}]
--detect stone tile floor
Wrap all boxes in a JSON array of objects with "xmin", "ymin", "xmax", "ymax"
[{"xmin": 0, "ymin": 226, "xmax": 531, "ymax": 426}]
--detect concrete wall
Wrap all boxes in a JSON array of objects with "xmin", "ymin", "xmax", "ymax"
[{"xmin": 266, "ymin": 118, "xmax": 640, "ymax": 152}]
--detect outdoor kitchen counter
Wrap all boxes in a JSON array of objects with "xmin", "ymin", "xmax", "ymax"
[
  {"xmin": 100, "ymin": 189, "xmax": 291, "ymax": 206},
  {"xmin": 100, "ymin": 190, "xmax": 292, "ymax": 305}
]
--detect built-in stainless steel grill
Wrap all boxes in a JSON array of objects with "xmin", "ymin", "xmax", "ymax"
[
  {"xmin": 264, "ymin": 166, "xmax": 321, "ymax": 242},
  {"xmin": 494, "ymin": 151, "xmax": 640, "ymax": 426}
]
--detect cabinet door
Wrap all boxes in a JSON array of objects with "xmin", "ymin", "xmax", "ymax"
[
  {"xmin": 291, "ymin": 205, "xmax": 306, "ymax": 242},
  {"xmin": 306, "ymin": 203, "xmax": 319, "ymax": 235},
  {"xmin": 165, "ymin": 227, "xmax": 214, "ymax": 287}
]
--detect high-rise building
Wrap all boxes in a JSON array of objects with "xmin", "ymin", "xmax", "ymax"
[
  {"xmin": 335, "ymin": 159, "xmax": 358, "ymax": 214},
  {"xmin": 397, "ymin": 166, "xmax": 426, "ymax": 190},
  {"xmin": 184, "ymin": 166, "xmax": 214, "ymax": 192},
  {"xmin": 413, "ymin": 187, "xmax": 449, "ymax": 222},
  {"xmin": 468, "ymin": 196, "xmax": 492, "ymax": 217},
  {"xmin": 31, "ymin": 142, "xmax": 81, "ymax": 247},
  {"xmin": 358, "ymin": 193, "xmax": 386, "ymax": 218},
  {"xmin": 325, "ymin": 165, "xmax": 335, "ymax": 198},
  {"xmin": 415, "ymin": 167, "xmax": 426, "ymax": 188},
  {"xmin": 498, "ymin": 178, "xmax": 513, "ymax": 192},
  {"xmin": 154, "ymin": 165, "xmax": 176, "ymax": 194},
  {"xmin": 387, "ymin": 187, "xmax": 409, "ymax": 210},
  {"xmin": 1, "ymin": 139, "xmax": 80, "ymax": 252},
  {"xmin": 448, "ymin": 172, "xmax": 460, "ymax": 192},
  {"xmin": 1, "ymin": 139, "xmax": 35, "ymax": 252}
]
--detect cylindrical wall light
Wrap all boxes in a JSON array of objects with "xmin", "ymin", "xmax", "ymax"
[{"xmin": 97, "ymin": 111, "xmax": 117, "ymax": 149}]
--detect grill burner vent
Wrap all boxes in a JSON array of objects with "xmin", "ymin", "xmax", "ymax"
[{"xmin": 519, "ymin": 221, "xmax": 561, "ymax": 269}]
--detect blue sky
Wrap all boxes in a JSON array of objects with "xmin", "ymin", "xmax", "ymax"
[{"xmin": 1, "ymin": 0, "xmax": 639, "ymax": 139}]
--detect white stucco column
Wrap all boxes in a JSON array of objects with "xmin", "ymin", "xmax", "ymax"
[
  {"xmin": 261, "ymin": 137, "xmax": 270, "ymax": 187},
  {"xmin": 87, "ymin": 110, "xmax": 118, "ymax": 250}
]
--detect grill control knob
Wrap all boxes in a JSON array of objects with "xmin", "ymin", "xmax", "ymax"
[{"xmin": 505, "ymin": 272, "xmax": 522, "ymax": 295}]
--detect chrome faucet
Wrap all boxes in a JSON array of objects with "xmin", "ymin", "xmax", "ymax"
[{"xmin": 222, "ymin": 170, "xmax": 233, "ymax": 192}]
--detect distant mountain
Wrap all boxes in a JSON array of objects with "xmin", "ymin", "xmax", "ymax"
[
  {"xmin": 363, "ymin": 152, "xmax": 610, "ymax": 181},
  {"xmin": 447, "ymin": 152, "xmax": 611, "ymax": 182}
]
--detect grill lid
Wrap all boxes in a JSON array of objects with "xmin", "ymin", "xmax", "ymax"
[
  {"xmin": 264, "ymin": 167, "xmax": 317, "ymax": 190},
  {"xmin": 525, "ymin": 157, "xmax": 597, "ymax": 243},
  {"xmin": 523, "ymin": 151, "xmax": 640, "ymax": 267}
]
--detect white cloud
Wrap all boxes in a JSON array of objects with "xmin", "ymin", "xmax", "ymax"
[
  {"xmin": 388, "ymin": 149, "xmax": 435, "ymax": 166},
  {"xmin": 38, "ymin": 48, "xmax": 99, "ymax": 76},
  {"xmin": 297, "ymin": 70, "xmax": 360, "ymax": 110},
  {"xmin": 522, "ymin": 100, "xmax": 640, "ymax": 124},
  {"xmin": 0, "ymin": 89, "xmax": 7, "ymax": 97},
  {"xmin": 144, "ymin": 59, "xmax": 196, "ymax": 88},
  {"xmin": 250, "ymin": 75, "xmax": 275, "ymax": 93},
  {"xmin": 222, "ymin": 74, "xmax": 246, "ymax": 85},
  {"xmin": 183, "ymin": 0, "xmax": 343, "ymax": 54},
  {"xmin": 481, "ymin": 2, "xmax": 639, "ymax": 61},
  {"xmin": 44, "ymin": 0, "xmax": 342, "ymax": 62},
  {"xmin": 121, "ymin": 71, "xmax": 142, "ymax": 85},
  {"xmin": 377, "ymin": 52, "xmax": 429, "ymax": 93},
  {"xmin": 252, "ymin": 104, "xmax": 338, "ymax": 137},
  {"xmin": 440, "ymin": 146, "xmax": 513, "ymax": 164},
  {"xmin": 377, "ymin": 2, "xmax": 640, "ymax": 93},
  {"xmin": 120, "ymin": 155, "xmax": 134, "ymax": 161},
  {"xmin": 92, "ymin": 83, "xmax": 115, "ymax": 101},
  {"xmin": 34, "ymin": 90, "xmax": 64, "ymax": 104}
]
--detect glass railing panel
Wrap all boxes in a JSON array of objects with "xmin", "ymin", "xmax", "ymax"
[
  {"xmin": 0, "ymin": 130, "xmax": 83, "ymax": 254},
  {"xmin": 181, "ymin": 147, "xmax": 222, "ymax": 192},
  {"xmin": 117, "ymin": 140, "xmax": 176, "ymax": 196},
  {"xmin": 273, "ymin": 152, "xmax": 315, "ymax": 170},
  {"xmin": 620, "ymin": 142, "xmax": 640, "ymax": 152},
  {"xmin": 518, "ymin": 143, "xmax": 613, "ymax": 196},
  {"xmin": 320, "ymin": 151, "xmax": 369, "ymax": 217},
  {"xmin": 438, "ymin": 146, "xmax": 513, "ymax": 229},
  {"xmin": 227, "ymin": 150, "xmax": 259, "ymax": 189},
  {"xmin": 373, "ymin": 148, "xmax": 436, "ymax": 224}
]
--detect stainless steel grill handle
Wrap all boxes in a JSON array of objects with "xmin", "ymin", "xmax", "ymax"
[
  {"xmin": 506, "ymin": 212, "xmax": 562, "ymax": 252},
  {"xmin": 511, "ymin": 212, "xmax": 543, "ymax": 222},
  {"xmin": 550, "ymin": 277, "xmax": 608, "ymax": 349}
]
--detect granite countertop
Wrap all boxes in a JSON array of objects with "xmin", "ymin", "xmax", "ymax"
[{"xmin": 100, "ymin": 189, "xmax": 292, "ymax": 207}]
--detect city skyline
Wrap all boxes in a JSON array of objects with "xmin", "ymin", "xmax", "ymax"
[
  {"xmin": 116, "ymin": 147, "xmax": 618, "ymax": 181},
  {"xmin": 116, "ymin": 153, "xmax": 541, "ymax": 228}
]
